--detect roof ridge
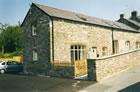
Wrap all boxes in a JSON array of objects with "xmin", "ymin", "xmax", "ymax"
[
  {"xmin": 33, "ymin": 3, "xmax": 79, "ymax": 15},
  {"xmin": 33, "ymin": 3, "xmax": 138, "ymax": 32},
  {"xmin": 33, "ymin": 3, "xmax": 115, "ymax": 23}
]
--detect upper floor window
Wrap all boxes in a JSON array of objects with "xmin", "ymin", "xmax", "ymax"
[
  {"xmin": 32, "ymin": 49, "xmax": 38, "ymax": 61},
  {"xmin": 32, "ymin": 24, "xmax": 37, "ymax": 36},
  {"xmin": 136, "ymin": 41, "xmax": 140, "ymax": 49},
  {"xmin": 125, "ymin": 41, "xmax": 130, "ymax": 50},
  {"xmin": 102, "ymin": 47, "xmax": 108, "ymax": 56},
  {"xmin": 70, "ymin": 45, "xmax": 85, "ymax": 64}
]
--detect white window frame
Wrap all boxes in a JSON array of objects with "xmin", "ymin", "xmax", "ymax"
[
  {"xmin": 33, "ymin": 49, "xmax": 38, "ymax": 61},
  {"xmin": 32, "ymin": 25, "xmax": 37, "ymax": 36},
  {"xmin": 71, "ymin": 45, "xmax": 85, "ymax": 64},
  {"xmin": 125, "ymin": 41, "xmax": 130, "ymax": 50}
]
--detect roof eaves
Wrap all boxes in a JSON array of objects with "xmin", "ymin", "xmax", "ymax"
[
  {"xmin": 52, "ymin": 16, "xmax": 139, "ymax": 33},
  {"xmin": 32, "ymin": 3, "xmax": 139, "ymax": 33}
]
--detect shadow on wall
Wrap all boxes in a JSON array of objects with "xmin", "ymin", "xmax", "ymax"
[{"xmin": 119, "ymin": 82, "xmax": 140, "ymax": 92}]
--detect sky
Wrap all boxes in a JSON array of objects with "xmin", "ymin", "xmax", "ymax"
[{"xmin": 0, "ymin": 0, "xmax": 140, "ymax": 25}]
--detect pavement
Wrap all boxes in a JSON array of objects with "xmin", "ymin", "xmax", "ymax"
[
  {"xmin": 0, "ymin": 65, "xmax": 140, "ymax": 92},
  {"xmin": 79, "ymin": 65, "xmax": 140, "ymax": 92}
]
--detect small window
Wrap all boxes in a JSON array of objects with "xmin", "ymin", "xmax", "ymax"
[
  {"xmin": 113, "ymin": 40, "xmax": 119, "ymax": 54},
  {"xmin": 136, "ymin": 41, "xmax": 140, "ymax": 49},
  {"xmin": 102, "ymin": 47, "xmax": 108, "ymax": 56},
  {"xmin": 33, "ymin": 49, "xmax": 38, "ymax": 61},
  {"xmin": 70, "ymin": 45, "xmax": 85, "ymax": 64},
  {"xmin": 32, "ymin": 25, "xmax": 37, "ymax": 36},
  {"xmin": 125, "ymin": 41, "xmax": 130, "ymax": 50}
]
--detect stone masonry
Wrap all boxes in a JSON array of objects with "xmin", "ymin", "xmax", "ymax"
[
  {"xmin": 53, "ymin": 18, "xmax": 113, "ymax": 63},
  {"xmin": 88, "ymin": 49, "xmax": 140, "ymax": 81},
  {"xmin": 22, "ymin": 4, "xmax": 52, "ymax": 75},
  {"xmin": 22, "ymin": 3, "xmax": 140, "ymax": 79}
]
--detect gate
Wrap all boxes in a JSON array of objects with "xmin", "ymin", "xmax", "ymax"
[{"xmin": 74, "ymin": 60, "xmax": 87, "ymax": 78}]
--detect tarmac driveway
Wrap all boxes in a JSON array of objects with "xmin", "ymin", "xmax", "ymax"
[
  {"xmin": 0, "ymin": 74, "xmax": 94, "ymax": 92},
  {"xmin": 1, "ymin": 65, "xmax": 140, "ymax": 92}
]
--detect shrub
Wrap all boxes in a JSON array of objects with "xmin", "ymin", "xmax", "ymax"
[{"xmin": 0, "ymin": 50, "xmax": 23, "ymax": 58}]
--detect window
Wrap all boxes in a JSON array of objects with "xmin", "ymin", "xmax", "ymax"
[
  {"xmin": 71, "ymin": 45, "xmax": 85, "ymax": 64},
  {"xmin": 102, "ymin": 47, "xmax": 108, "ymax": 56},
  {"xmin": 33, "ymin": 49, "xmax": 38, "ymax": 61},
  {"xmin": 7, "ymin": 61, "xmax": 14, "ymax": 65},
  {"xmin": 7, "ymin": 61, "xmax": 18, "ymax": 65},
  {"xmin": 113, "ymin": 40, "xmax": 119, "ymax": 54},
  {"xmin": 136, "ymin": 41, "xmax": 140, "ymax": 49},
  {"xmin": 31, "ymin": 25, "xmax": 37, "ymax": 36},
  {"xmin": 125, "ymin": 41, "xmax": 130, "ymax": 50},
  {"xmin": 2, "ymin": 62, "xmax": 5, "ymax": 65}
]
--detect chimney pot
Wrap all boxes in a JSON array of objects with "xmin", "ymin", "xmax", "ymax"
[
  {"xmin": 120, "ymin": 14, "xmax": 124, "ymax": 19},
  {"xmin": 131, "ymin": 11, "xmax": 137, "ymax": 17}
]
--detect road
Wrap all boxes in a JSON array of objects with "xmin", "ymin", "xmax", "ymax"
[
  {"xmin": 0, "ymin": 74, "xmax": 93, "ymax": 92},
  {"xmin": 0, "ymin": 65, "xmax": 140, "ymax": 92}
]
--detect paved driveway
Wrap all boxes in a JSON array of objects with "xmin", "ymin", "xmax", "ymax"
[{"xmin": 0, "ymin": 74, "xmax": 93, "ymax": 92}]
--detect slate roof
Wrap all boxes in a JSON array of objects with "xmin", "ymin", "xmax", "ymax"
[
  {"xmin": 137, "ymin": 16, "xmax": 140, "ymax": 21},
  {"xmin": 33, "ymin": 3, "xmax": 138, "ymax": 32},
  {"xmin": 127, "ymin": 19, "xmax": 140, "ymax": 27}
]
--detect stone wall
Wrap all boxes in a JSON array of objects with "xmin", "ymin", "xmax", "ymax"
[
  {"xmin": 88, "ymin": 49, "xmax": 140, "ymax": 81},
  {"xmin": 113, "ymin": 30, "xmax": 140, "ymax": 53},
  {"xmin": 22, "ymin": 4, "xmax": 52, "ymax": 75},
  {"xmin": 50, "ymin": 65, "xmax": 74, "ymax": 78},
  {"xmin": 22, "ymin": 4, "xmax": 140, "ymax": 78},
  {"xmin": 53, "ymin": 18, "xmax": 113, "ymax": 63}
]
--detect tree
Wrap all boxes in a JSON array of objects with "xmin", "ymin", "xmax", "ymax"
[
  {"xmin": 0, "ymin": 23, "xmax": 8, "ymax": 53},
  {"xmin": 0, "ymin": 24, "xmax": 23, "ymax": 53}
]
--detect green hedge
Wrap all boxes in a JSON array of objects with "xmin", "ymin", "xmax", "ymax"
[{"xmin": 0, "ymin": 50, "xmax": 23, "ymax": 58}]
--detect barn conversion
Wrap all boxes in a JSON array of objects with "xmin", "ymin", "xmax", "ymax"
[{"xmin": 22, "ymin": 3, "xmax": 140, "ymax": 80}]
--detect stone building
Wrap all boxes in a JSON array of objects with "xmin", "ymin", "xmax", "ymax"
[
  {"xmin": 118, "ymin": 11, "xmax": 140, "ymax": 49},
  {"xmin": 21, "ymin": 3, "xmax": 140, "ymax": 78},
  {"xmin": 118, "ymin": 11, "xmax": 140, "ymax": 30}
]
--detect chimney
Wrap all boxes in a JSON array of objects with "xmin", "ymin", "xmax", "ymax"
[
  {"xmin": 120, "ymin": 14, "xmax": 124, "ymax": 19},
  {"xmin": 131, "ymin": 11, "xmax": 137, "ymax": 18}
]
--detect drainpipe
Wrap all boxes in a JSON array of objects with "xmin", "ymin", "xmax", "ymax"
[
  {"xmin": 112, "ymin": 28, "xmax": 115, "ymax": 54},
  {"xmin": 50, "ymin": 17, "xmax": 54, "ymax": 67}
]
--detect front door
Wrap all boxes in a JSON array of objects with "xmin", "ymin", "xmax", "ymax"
[
  {"xmin": 74, "ymin": 60, "xmax": 87, "ymax": 78},
  {"xmin": 71, "ymin": 45, "xmax": 87, "ymax": 78}
]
